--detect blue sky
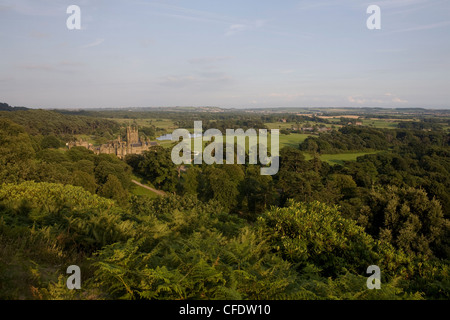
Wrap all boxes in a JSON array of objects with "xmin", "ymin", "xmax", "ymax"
[{"xmin": 0, "ymin": 0, "xmax": 449, "ymax": 109}]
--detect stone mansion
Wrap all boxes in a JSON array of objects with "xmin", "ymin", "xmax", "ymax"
[{"xmin": 67, "ymin": 125, "xmax": 159, "ymax": 159}]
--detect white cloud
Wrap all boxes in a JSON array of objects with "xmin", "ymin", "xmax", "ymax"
[
  {"xmin": 19, "ymin": 64, "xmax": 55, "ymax": 71},
  {"xmin": 158, "ymin": 72, "xmax": 233, "ymax": 89},
  {"xmin": 1, "ymin": 0, "xmax": 62, "ymax": 16},
  {"xmin": 17, "ymin": 60, "xmax": 86, "ymax": 73},
  {"xmin": 366, "ymin": 0, "xmax": 434, "ymax": 9},
  {"xmin": 348, "ymin": 93, "xmax": 408, "ymax": 105},
  {"xmin": 225, "ymin": 20, "xmax": 266, "ymax": 36},
  {"xmin": 392, "ymin": 97, "xmax": 408, "ymax": 103},
  {"xmin": 131, "ymin": 1, "xmax": 237, "ymax": 26},
  {"xmin": 348, "ymin": 96, "xmax": 366, "ymax": 104},
  {"xmin": 188, "ymin": 56, "xmax": 234, "ymax": 65},
  {"xmin": 225, "ymin": 24, "xmax": 248, "ymax": 36},
  {"xmin": 280, "ymin": 69, "xmax": 295, "ymax": 74},
  {"xmin": 386, "ymin": 93, "xmax": 408, "ymax": 103},
  {"xmin": 390, "ymin": 21, "xmax": 450, "ymax": 34},
  {"xmin": 80, "ymin": 38, "xmax": 104, "ymax": 49},
  {"xmin": 268, "ymin": 92, "xmax": 304, "ymax": 101}
]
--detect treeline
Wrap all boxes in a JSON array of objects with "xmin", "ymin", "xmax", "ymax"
[
  {"xmin": 398, "ymin": 119, "xmax": 448, "ymax": 130},
  {"xmin": 203, "ymin": 119, "xmax": 267, "ymax": 131},
  {"xmin": 56, "ymin": 108, "xmax": 331, "ymax": 130},
  {"xmin": 0, "ymin": 102, "xmax": 28, "ymax": 111},
  {"xmin": 259, "ymin": 114, "xmax": 331, "ymax": 124},
  {"xmin": 59, "ymin": 109, "xmax": 266, "ymax": 123},
  {"xmin": 173, "ymin": 114, "xmax": 330, "ymax": 129},
  {"xmin": 299, "ymin": 126, "xmax": 449, "ymax": 154},
  {"xmin": 0, "ymin": 108, "xmax": 119, "ymax": 139},
  {"xmin": 174, "ymin": 117, "xmax": 268, "ymax": 131},
  {"xmin": 299, "ymin": 127, "xmax": 390, "ymax": 153},
  {"xmin": 342, "ymin": 146, "xmax": 450, "ymax": 218}
]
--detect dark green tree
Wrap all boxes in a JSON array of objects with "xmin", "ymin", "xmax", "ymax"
[
  {"xmin": 98, "ymin": 174, "xmax": 128, "ymax": 206},
  {"xmin": 40, "ymin": 135, "xmax": 62, "ymax": 149},
  {"xmin": 361, "ymin": 186, "xmax": 449, "ymax": 258},
  {"xmin": 240, "ymin": 165, "xmax": 276, "ymax": 219},
  {"xmin": 135, "ymin": 147, "xmax": 178, "ymax": 192},
  {"xmin": 71, "ymin": 170, "xmax": 97, "ymax": 194}
]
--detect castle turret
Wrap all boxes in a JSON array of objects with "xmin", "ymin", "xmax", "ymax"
[{"xmin": 127, "ymin": 125, "xmax": 139, "ymax": 145}]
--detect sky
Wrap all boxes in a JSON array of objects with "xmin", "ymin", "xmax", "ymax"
[{"xmin": 0, "ymin": 0, "xmax": 449, "ymax": 109}]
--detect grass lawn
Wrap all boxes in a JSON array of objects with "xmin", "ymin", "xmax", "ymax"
[
  {"xmin": 361, "ymin": 119, "xmax": 399, "ymax": 129},
  {"xmin": 159, "ymin": 140, "xmax": 177, "ymax": 149},
  {"xmin": 130, "ymin": 185, "xmax": 160, "ymax": 198},
  {"xmin": 304, "ymin": 151, "xmax": 379, "ymax": 166},
  {"xmin": 278, "ymin": 133, "xmax": 311, "ymax": 148},
  {"xmin": 130, "ymin": 173, "xmax": 153, "ymax": 186},
  {"xmin": 129, "ymin": 173, "xmax": 161, "ymax": 198},
  {"xmin": 73, "ymin": 134, "xmax": 96, "ymax": 144}
]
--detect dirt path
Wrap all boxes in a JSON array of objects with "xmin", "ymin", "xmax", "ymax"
[{"xmin": 131, "ymin": 180, "xmax": 166, "ymax": 196}]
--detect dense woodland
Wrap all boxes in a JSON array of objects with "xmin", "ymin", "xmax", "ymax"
[{"xmin": 0, "ymin": 104, "xmax": 449, "ymax": 300}]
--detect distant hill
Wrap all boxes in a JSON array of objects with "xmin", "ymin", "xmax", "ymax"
[{"xmin": 0, "ymin": 102, "xmax": 29, "ymax": 111}]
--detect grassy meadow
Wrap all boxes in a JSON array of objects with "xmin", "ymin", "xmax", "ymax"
[{"xmin": 107, "ymin": 118, "xmax": 178, "ymax": 134}]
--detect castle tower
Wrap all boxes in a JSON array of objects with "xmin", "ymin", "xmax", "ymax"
[{"xmin": 127, "ymin": 125, "xmax": 139, "ymax": 145}]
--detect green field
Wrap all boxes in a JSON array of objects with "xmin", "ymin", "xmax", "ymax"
[
  {"xmin": 73, "ymin": 134, "xmax": 96, "ymax": 144},
  {"xmin": 107, "ymin": 118, "xmax": 178, "ymax": 134},
  {"xmin": 325, "ymin": 118, "xmax": 342, "ymax": 123},
  {"xmin": 129, "ymin": 173, "xmax": 160, "ymax": 198},
  {"xmin": 304, "ymin": 151, "xmax": 379, "ymax": 165},
  {"xmin": 278, "ymin": 133, "xmax": 311, "ymax": 148},
  {"xmin": 361, "ymin": 119, "xmax": 399, "ymax": 129},
  {"xmin": 162, "ymin": 133, "xmax": 311, "ymax": 150},
  {"xmin": 158, "ymin": 139, "xmax": 178, "ymax": 148},
  {"xmin": 130, "ymin": 185, "xmax": 159, "ymax": 198},
  {"xmin": 264, "ymin": 122, "xmax": 296, "ymax": 130}
]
